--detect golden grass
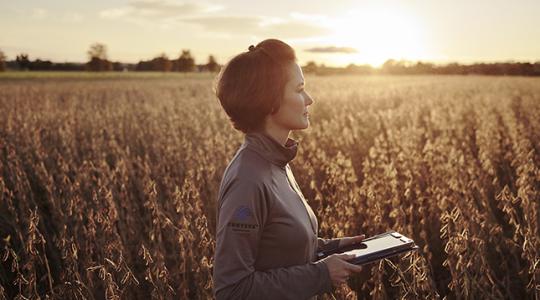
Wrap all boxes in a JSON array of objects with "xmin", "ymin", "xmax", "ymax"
[{"xmin": 0, "ymin": 74, "xmax": 538, "ymax": 299}]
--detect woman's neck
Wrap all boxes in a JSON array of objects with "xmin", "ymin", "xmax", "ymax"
[{"xmin": 262, "ymin": 122, "xmax": 290, "ymax": 146}]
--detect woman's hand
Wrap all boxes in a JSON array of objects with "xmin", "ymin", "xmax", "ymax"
[
  {"xmin": 321, "ymin": 253, "xmax": 363, "ymax": 287},
  {"xmin": 338, "ymin": 234, "xmax": 366, "ymax": 248}
]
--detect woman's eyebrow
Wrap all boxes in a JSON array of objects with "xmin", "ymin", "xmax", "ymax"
[{"xmin": 297, "ymin": 82, "xmax": 304, "ymax": 87}]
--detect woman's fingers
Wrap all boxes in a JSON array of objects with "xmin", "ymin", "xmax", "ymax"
[
  {"xmin": 338, "ymin": 273, "xmax": 351, "ymax": 282},
  {"xmin": 339, "ymin": 234, "xmax": 366, "ymax": 247},
  {"xmin": 333, "ymin": 267, "xmax": 361, "ymax": 286},
  {"xmin": 350, "ymin": 234, "xmax": 366, "ymax": 244},
  {"xmin": 336, "ymin": 253, "xmax": 356, "ymax": 260},
  {"xmin": 344, "ymin": 261, "xmax": 363, "ymax": 273},
  {"xmin": 336, "ymin": 274, "xmax": 349, "ymax": 284},
  {"xmin": 328, "ymin": 252, "xmax": 363, "ymax": 287},
  {"xmin": 336, "ymin": 254, "xmax": 362, "ymax": 271}
]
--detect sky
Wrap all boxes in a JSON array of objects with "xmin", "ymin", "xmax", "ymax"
[{"xmin": 1, "ymin": 0, "xmax": 539, "ymax": 67}]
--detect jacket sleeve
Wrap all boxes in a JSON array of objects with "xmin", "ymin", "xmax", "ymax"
[
  {"xmin": 213, "ymin": 178, "xmax": 333, "ymax": 300},
  {"xmin": 317, "ymin": 237, "xmax": 341, "ymax": 254}
]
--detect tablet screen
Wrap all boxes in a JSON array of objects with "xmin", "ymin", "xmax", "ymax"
[{"xmin": 346, "ymin": 234, "xmax": 411, "ymax": 257}]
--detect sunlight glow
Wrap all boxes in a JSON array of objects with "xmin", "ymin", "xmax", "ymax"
[{"xmin": 323, "ymin": 5, "xmax": 430, "ymax": 67}]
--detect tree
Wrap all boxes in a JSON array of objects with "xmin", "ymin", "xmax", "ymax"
[
  {"xmin": 153, "ymin": 53, "xmax": 172, "ymax": 72},
  {"xmin": 303, "ymin": 61, "xmax": 318, "ymax": 74},
  {"xmin": 175, "ymin": 50, "xmax": 195, "ymax": 72},
  {"xmin": 87, "ymin": 43, "xmax": 108, "ymax": 60},
  {"xmin": 135, "ymin": 54, "xmax": 172, "ymax": 71},
  {"xmin": 0, "ymin": 50, "xmax": 6, "ymax": 71},
  {"xmin": 382, "ymin": 59, "xmax": 408, "ymax": 74},
  {"xmin": 86, "ymin": 43, "xmax": 112, "ymax": 71},
  {"xmin": 87, "ymin": 57, "xmax": 112, "ymax": 71},
  {"xmin": 16, "ymin": 53, "xmax": 30, "ymax": 70},
  {"xmin": 411, "ymin": 61, "xmax": 434, "ymax": 74},
  {"xmin": 206, "ymin": 55, "xmax": 219, "ymax": 72},
  {"xmin": 346, "ymin": 63, "xmax": 373, "ymax": 75},
  {"xmin": 29, "ymin": 59, "xmax": 53, "ymax": 70},
  {"xmin": 112, "ymin": 62, "xmax": 125, "ymax": 71}
]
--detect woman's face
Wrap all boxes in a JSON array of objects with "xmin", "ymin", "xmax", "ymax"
[{"xmin": 268, "ymin": 62, "xmax": 314, "ymax": 131}]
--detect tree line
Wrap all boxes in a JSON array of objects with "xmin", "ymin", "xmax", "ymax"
[
  {"xmin": 0, "ymin": 43, "xmax": 220, "ymax": 73},
  {"xmin": 303, "ymin": 59, "xmax": 540, "ymax": 76},
  {"xmin": 1, "ymin": 43, "xmax": 539, "ymax": 76}
]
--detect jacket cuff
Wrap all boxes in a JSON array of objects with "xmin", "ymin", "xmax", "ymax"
[
  {"xmin": 317, "ymin": 237, "xmax": 341, "ymax": 253},
  {"xmin": 314, "ymin": 260, "xmax": 333, "ymax": 294}
]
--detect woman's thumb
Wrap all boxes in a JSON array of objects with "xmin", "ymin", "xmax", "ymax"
[{"xmin": 336, "ymin": 253, "xmax": 356, "ymax": 260}]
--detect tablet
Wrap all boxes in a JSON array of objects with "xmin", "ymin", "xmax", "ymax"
[{"xmin": 317, "ymin": 231, "xmax": 419, "ymax": 266}]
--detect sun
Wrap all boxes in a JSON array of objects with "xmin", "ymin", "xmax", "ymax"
[{"xmin": 322, "ymin": 5, "xmax": 429, "ymax": 67}]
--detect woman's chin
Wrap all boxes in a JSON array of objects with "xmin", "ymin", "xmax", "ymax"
[{"xmin": 288, "ymin": 119, "xmax": 309, "ymax": 130}]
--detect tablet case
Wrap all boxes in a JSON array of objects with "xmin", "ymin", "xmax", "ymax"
[{"xmin": 316, "ymin": 230, "xmax": 419, "ymax": 266}]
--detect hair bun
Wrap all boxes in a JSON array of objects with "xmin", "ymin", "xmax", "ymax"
[{"xmin": 248, "ymin": 45, "xmax": 255, "ymax": 51}]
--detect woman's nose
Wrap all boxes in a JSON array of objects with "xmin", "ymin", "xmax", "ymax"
[{"xmin": 305, "ymin": 92, "xmax": 314, "ymax": 106}]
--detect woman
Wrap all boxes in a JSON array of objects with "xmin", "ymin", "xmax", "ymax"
[{"xmin": 212, "ymin": 39, "xmax": 365, "ymax": 300}]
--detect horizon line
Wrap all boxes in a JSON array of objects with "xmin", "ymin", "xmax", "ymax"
[{"xmin": 4, "ymin": 57, "xmax": 540, "ymax": 69}]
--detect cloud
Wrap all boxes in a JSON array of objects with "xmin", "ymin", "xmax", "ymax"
[
  {"xmin": 29, "ymin": 8, "xmax": 84, "ymax": 23},
  {"xmin": 180, "ymin": 16, "xmax": 261, "ymax": 33},
  {"xmin": 130, "ymin": 0, "xmax": 221, "ymax": 16},
  {"xmin": 289, "ymin": 12, "xmax": 331, "ymax": 23},
  {"xmin": 31, "ymin": 8, "xmax": 48, "ymax": 19},
  {"xmin": 263, "ymin": 20, "xmax": 332, "ymax": 38},
  {"xmin": 99, "ymin": 8, "xmax": 131, "ymax": 19},
  {"xmin": 98, "ymin": 0, "xmax": 332, "ymax": 38},
  {"xmin": 304, "ymin": 46, "xmax": 358, "ymax": 53},
  {"xmin": 62, "ymin": 12, "xmax": 84, "ymax": 23},
  {"xmin": 99, "ymin": 0, "xmax": 223, "ymax": 20},
  {"xmin": 180, "ymin": 16, "xmax": 331, "ymax": 38}
]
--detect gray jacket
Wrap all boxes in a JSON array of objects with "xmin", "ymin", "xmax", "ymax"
[{"xmin": 213, "ymin": 131, "xmax": 340, "ymax": 300}]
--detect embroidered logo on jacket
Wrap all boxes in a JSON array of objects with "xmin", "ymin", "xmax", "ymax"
[
  {"xmin": 228, "ymin": 205, "xmax": 258, "ymax": 233},
  {"xmin": 233, "ymin": 205, "xmax": 253, "ymax": 221}
]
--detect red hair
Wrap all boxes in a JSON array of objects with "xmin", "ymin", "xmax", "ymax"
[{"xmin": 213, "ymin": 39, "xmax": 297, "ymax": 133}]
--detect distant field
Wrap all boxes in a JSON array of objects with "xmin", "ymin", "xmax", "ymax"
[
  {"xmin": 0, "ymin": 74, "xmax": 539, "ymax": 299},
  {"xmin": 0, "ymin": 71, "xmax": 212, "ymax": 80}
]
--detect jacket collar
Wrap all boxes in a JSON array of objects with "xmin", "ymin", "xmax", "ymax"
[{"xmin": 244, "ymin": 131, "xmax": 298, "ymax": 168}]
